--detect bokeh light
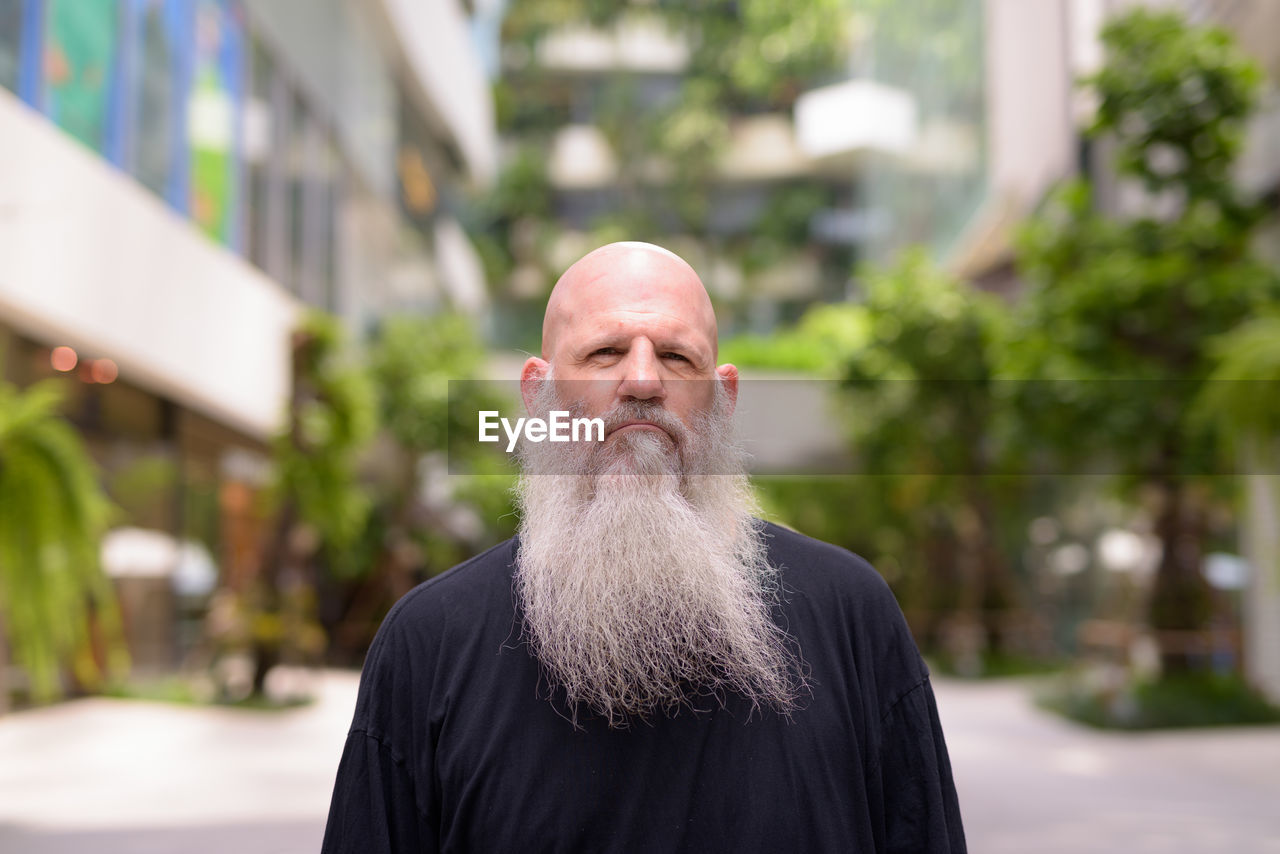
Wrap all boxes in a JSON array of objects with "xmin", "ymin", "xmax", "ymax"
[
  {"xmin": 90, "ymin": 359, "xmax": 119, "ymax": 384},
  {"xmin": 50, "ymin": 345, "xmax": 77, "ymax": 372}
]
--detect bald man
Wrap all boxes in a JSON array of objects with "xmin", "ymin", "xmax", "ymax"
[{"xmin": 323, "ymin": 243, "xmax": 966, "ymax": 853}]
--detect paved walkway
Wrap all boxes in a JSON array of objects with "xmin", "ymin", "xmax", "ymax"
[
  {"xmin": 1, "ymin": 673, "xmax": 1278, "ymax": 852},
  {"xmin": 0, "ymin": 671, "xmax": 359, "ymax": 854},
  {"xmin": 943, "ymin": 679, "xmax": 1280, "ymax": 853}
]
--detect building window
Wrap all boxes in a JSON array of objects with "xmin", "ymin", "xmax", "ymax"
[
  {"xmin": 243, "ymin": 34, "xmax": 275, "ymax": 271},
  {"xmin": 321, "ymin": 165, "xmax": 341, "ymax": 312},
  {"xmin": 131, "ymin": 0, "xmax": 184, "ymax": 200},
  {"xmin": 287, "ymin": 90, "xmax": 309, "ymax": 298},
  {"xmin": 0, "ymin": 0, "xmax": 23, "ymax": 93},
  {"xmin": 43, "ymin": 0, "xmax": 120, "ymax": 153},
  {"xmin": 188, "ymin": 0, "xmax": 243, "ymax": 247},
  {"xmin": 286, "ymin": 95, "xmax": 339, "ymax": 308},
  {"xmin": 313, "ymin": 139, "xmax": 339, "ymax": 312},
  {"xmin": 264, "ymin": 64, "xmax": 293, "ymax": 285}
]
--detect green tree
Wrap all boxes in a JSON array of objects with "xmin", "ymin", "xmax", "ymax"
[
  {"xmin": 0, "ymin": 379, "xmax": 127, "ymax": 709},
  {"xmin": 1196, "ymin": 314, "xmax": 1280, "ymax": 465},
  {"xmin": 1197, "ymin": 314, "xmax": 1280, "ymax": 702},
  {"xmin": 490, "ymin": 0, "xmax": 853, "ymax": 328},
  {"xmin": 1014, "ymin": 8, "xmax": 1280, "ymax": 674},
  {"xmin": 719, "ymin": 301, "xmax": 869, "ymax": 374},
  {"xmin": 323, "ymin": 314, "xmax": 516, "ymax": 660},
  {"xmin": 234, "ymin": 312, "xmax": 377, "ymax": 698},
  {"xmin": 839, "ymin": 251, "xmax": 1023, "ymax": 670},
  {"xmin": 470, "ymin": 142, "xmax": 556, "ymax": 297},
  {"xmin": 213, "ymin": 311, "xmax": 520, "ymax": 683}
]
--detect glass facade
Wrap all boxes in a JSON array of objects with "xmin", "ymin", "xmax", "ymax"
[
  {"xmin": 43, "ymin": 0, "xmax": 120, "ymax": 153},
  {"xmin": 0, "ymin": 0, "xmax": 437, "ymax": 318},
  {"xmin": 188, "ymin": 0, "xmax": 243, "ymax": 246},
  {"xmin": 0, "ymin": 0, "xmax": 22, "ymax": 93},
  {"xmin": 243, "ymin": 35, "xmax": 274, "ymax": 272},
  {"xmin": 131, "ymin": 0, "xmax": 185, "ymax": 201},
  {"xmin": 860, "ymin": 0, "xmax": 989, "ymax": 264}
]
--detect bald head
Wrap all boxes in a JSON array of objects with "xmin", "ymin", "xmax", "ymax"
[
  {"xmin": 542, "ymin": 242, "xmax": 718, "ymax": 360},
  {"xmin": 521, "ymin": 241, "xmax": 737, "ymax": 427}
]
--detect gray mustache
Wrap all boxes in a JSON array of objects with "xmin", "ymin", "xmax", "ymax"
[{"xmin": 599, "ymin": 401, "xmax": 688, "ymax": 438}]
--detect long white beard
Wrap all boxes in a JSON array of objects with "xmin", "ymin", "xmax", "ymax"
[{"xmin": 514, "ymin": 378, "xmax": 805, "ymax": 727}]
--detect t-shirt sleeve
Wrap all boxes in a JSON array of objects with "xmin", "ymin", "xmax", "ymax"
[
  {"xmin": 321, "ymin": 729, "xmax": 435, "ymax": 854},
  {"xmin": 877, "ymin": 677, "xmax": 967, "ymax": 854},
  {"xmin": 321, "ymin": 591, "xmax": 439, "ymax": 854}
]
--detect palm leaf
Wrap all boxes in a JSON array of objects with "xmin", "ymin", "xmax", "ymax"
[{"xmin": 0, "ymin": 379, "xmax": 126, "ymax": 703}]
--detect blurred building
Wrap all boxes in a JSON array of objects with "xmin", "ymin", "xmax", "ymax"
[
  {"xmin": 0, "ymin": 0, "xmax": 496, "ymax": 671},
  {"xmin": 806, "ymin": 0, "xmax": 993, "ymax": 276},
  {"xmin": 494, "ymin": 12, "xmax": 873, "ymax": 342},
  {"xmin": 850, "ymin": 0, "xmax": 1280, "ymax": 290}
]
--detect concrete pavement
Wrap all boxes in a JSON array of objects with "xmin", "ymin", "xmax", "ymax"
[
  {"xmin": 0, "ymin": 670, "xmax": 359, "ymax": 854},
  {"xmin": 1, "ymin": 672, "xmax": 1278, "ymax": 852},
  {"xmin": 942, "ymin": 678, "xmax": 1280, "ymax": 853}
]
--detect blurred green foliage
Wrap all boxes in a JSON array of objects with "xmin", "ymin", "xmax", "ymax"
[
  {"xmin": 276, "ymin": 312, "xmax": 378, "ymax": 565},
  {"xmin": 0, "ymin": 379, "xmax": 127, "ymax": 704},
  {"xmin": 372, "ymin": 314, "xmax": 495, "ymax": 455},
  {"xmin": 742, "ymin": 9, "xmax": 1279, "ymax": 684},
  {"xmin": 484, "ymin": 0, "xmax": 855, "ymax": 324},
  {"xmin": 1087, "ymin": 9, "xmax": 1263, "ymax": 209},
  {"xmin": 471, "ymin": 143, "xmax": 555, "ymax": 292},
  {"xmin": 1041, "ymin": 670, "xmax": 1280, "ymax": 730},
  {"xmin": 262, "ymin": 312, "xmax": 515, "ymax": 674},
  {"xmin": 1195, "ymin": 314, "xmax": 1280, "ymax": 462},
  {"xmin": 740, "ymin": 253, "xmax": 1034, "ymax": 670},
  {"xmin": 1014, "ymin": 8, "xmax": 1280, "ymax": 672},
  {"xmin": 219, "ymin": 312, "xmax": 378, "ymax": 697},
  {"xmin": 362, "ymin": 313, "xmax": 516, "ymax": 587},
  {"xmin": 720, "ymin": 302, "xmax": 868, "ymax": 374},
  {"xmin": 216, "ymin": 309, "xmax": 518, "ymax": 690},
  {"xmin": 842, "ymin": 250, "xmax": 1013, "ymax": 476},
  {"xmin": 105, "ymin": 456, "xmax": 179, "ymax": 532},
  {"xmin": 503, "ymin": 0, "xmax": 848, "ymax": 106},
  {"xmin": 839, "ymin": 252, "xmax": 1024, "ymax": 667}
]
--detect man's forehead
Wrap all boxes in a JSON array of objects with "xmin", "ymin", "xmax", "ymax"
[{"xmin": 543, "ymin": 242, "xmax": 718, "ymax": 356}]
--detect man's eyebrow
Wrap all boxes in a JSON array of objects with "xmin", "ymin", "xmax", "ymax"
[
  {"xmin": 573, "ymin": 335, "xmax": 625, "ymax": 353},
  {"xmin": 656, "ymin": 339, "xmax": 715, "ymax": 368},
  {"xmin": 576, "ymin": 335, "xmax": 711, "ymax": 360},
  {"xmin": 658, "ymin": 339, "xmax": 711, "ymax": 358}
]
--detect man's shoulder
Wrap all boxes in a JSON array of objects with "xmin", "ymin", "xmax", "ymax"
[
  {"xmin": 353, "ymin": 538, "xmax": 518, "ymax": 718},
  {"xmin": 761, "ymin": 520, "xmax": 929, "ymax": 705},
  {"xmin": 378, "ymin": 537, "xmax": 517, "ymax": 631},
  {"xmin": 759, "ymin": 520, "xmax": 889, "ymax": 597}
]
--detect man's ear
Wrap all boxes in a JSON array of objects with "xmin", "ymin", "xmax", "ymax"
[
  {"xmin": 716, "ymin": 363, "xmax": 739, "ymax": 416},
  {"xmin": 521, "ymin": 357, "xmax": 549, "ymax": 414}
]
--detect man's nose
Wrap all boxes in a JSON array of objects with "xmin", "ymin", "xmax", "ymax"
[{"xmin": 616, "ymin": 343, "xmax": 666, "ymax": 402}]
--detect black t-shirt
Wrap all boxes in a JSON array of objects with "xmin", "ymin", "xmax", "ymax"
[{"xmin": 322, "ymin": 522, "xmax": 966, "ymax": 853}]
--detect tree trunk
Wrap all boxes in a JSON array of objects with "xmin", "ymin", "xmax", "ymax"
[
  {"xmin": 250, "ymin": 500, "xmax": 296, "ymax": 698},
  {"xmin": 1148, "ymin": 480, "xmax": 1213, "ymax": 675},
  {"xmin": 966, "ymin": 476, "xmax": 1017, "ymax": 657},
  {"xmin": 251, "ymin": 638, "xmax": 280, "ymax": 698},
  {"xmin": 249, "ymin": 329, "xmax": 311, "ymax": 699}
]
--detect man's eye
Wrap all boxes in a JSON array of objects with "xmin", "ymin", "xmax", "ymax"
[
  {"xmin": 662, "ymin": 352, "xmax": 689, "ymax": 362},
  {"xmin": 592, "ymin": 347, "xmax": 619, "ymax": 357}
]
